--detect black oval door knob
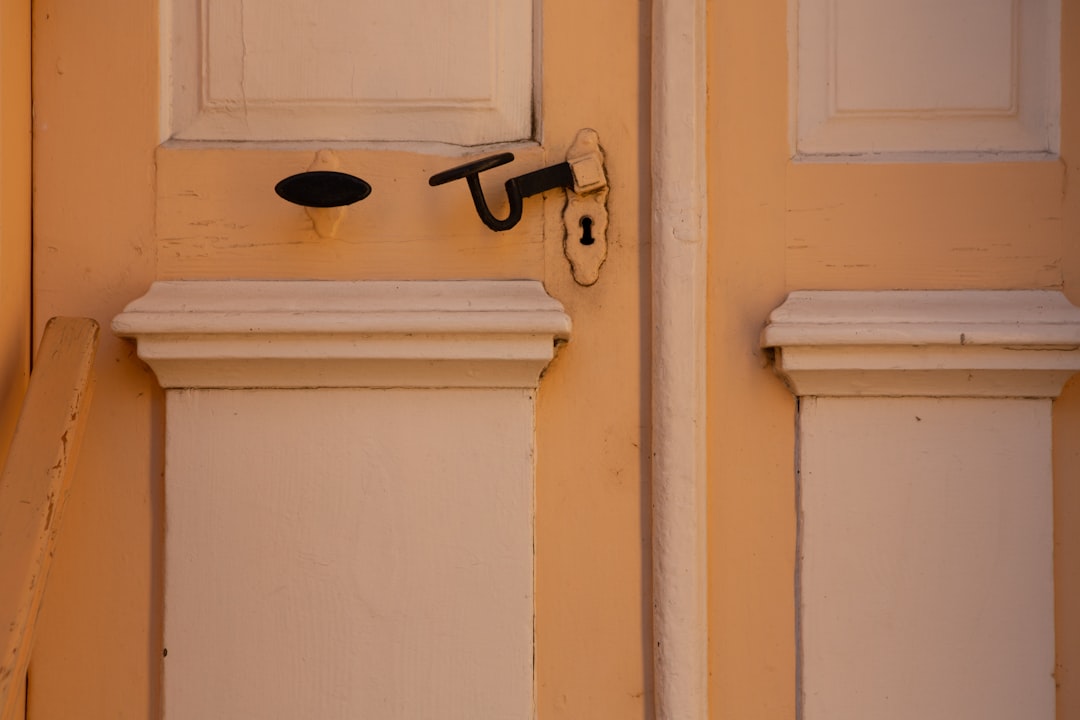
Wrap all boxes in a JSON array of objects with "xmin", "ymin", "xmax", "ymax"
[{"xmin": 275, "ymin": 171, "xmax": 372, "ymax": 208}]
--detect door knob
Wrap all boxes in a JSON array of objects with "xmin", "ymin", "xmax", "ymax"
[{"xmin": 274, "ymin": 170, "xmax": 371, "ymax": 208}]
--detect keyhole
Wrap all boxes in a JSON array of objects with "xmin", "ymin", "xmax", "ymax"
[{"xmin": 579, "ymin": 216, "xmax": 595, "ymax": 246}]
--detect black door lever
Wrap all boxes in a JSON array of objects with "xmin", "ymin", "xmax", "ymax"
[{"xmin": 429, "ymin": 153, "xmax": 574, "ymax": 232}]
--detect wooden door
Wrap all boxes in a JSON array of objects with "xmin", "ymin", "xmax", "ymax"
[
  {"xmin": 706, "ymin": 3, "xmax": 1078, "ymax": 719},
  {"xmin": 28, "ymin": 1, "xmax": 649, "ymax": 718}
]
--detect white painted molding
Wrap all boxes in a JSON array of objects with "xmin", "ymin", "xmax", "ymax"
[
  {"xmin": 166, "ymin": 0, "xmax": 534, "ymax": 144},
  {"xmin": 651, "ymin": 0, "xmax": 709, "ymax": 718},
  {"xmin": 112, "ymin": 280, "xmax": 570, "ymax": 389},
  {"xmin": 762, "ymin": 290, "xmax": 1080, "ymax": 397},
  {"xmin": 792, "ymin": 0, "xmax": 1060, "ymax": 159},
  {"xmin": 763, "ymin": 289, "xmax": 1067, "ymax": 719},
  {"xmin": 113, "ymin": 279, "xmax": 569, "ymax": 718}
]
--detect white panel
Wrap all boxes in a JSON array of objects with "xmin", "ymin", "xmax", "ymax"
[
  {"xmin": 800, "ymin": 397, "xmax": 1055, "ymax": 720},
  {"xmin": 794, "ymin": 0, "xmax": 1059, "ymax": 158},
  {"xmin": 168, "ymin": 0, "xmax": 534, "ymax": 144},
  {"xmin": 164, "ymin": 388, "xmax": 535, "ymax": 719},
  {"xmin": 114, "ymin": 280, "xmax": 569, "ymax": 719}
]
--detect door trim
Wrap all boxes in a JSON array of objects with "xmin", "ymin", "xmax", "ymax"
[{"xmin": 650, "ymin": 1, "xmax": 709, "ymax": 718}]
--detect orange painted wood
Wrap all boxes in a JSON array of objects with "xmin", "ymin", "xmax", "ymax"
[
  {"xmin": 0, "ymin": 318, "xmax": 99, "ymax": 720},
  {"xmin": 0, "ymin": 0, "xmax": 32, "ymax": 472}
]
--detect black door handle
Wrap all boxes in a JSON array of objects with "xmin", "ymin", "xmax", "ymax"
[{"xmin": 429, "ymin": 153, "xmax": 574, "ymax": 232}]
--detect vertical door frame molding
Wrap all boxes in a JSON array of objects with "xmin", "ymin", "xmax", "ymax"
[{"xmin": 650, "ymin": 0, "xmax": 709, "ymax": 718}]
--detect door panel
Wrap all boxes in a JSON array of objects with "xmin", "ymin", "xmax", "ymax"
[{"xmin": 169, "ymin": 0, "xmax": 534, "ymax": 144}]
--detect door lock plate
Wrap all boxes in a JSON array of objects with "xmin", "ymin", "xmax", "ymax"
[{"xmin": 563, "ymin": 129, "xmax": 609, "ymax": 286}]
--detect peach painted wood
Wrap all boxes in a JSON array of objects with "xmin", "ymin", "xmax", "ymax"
[
  {"xmin": 0, "ymin": 318, "xmax": 99, "ymax": 720},
  {"xmin": 706, "ymin": 4, "xmax": 798, "ymax": 717},
  {"xmin": 0, "ymin": 10, "xmax": 30, "ymax": 704},
  {"xmin": 33, "ymin": 1, "xmax": 656, "ymax": 719},
  {"xmin": 25, "ymin": 4, "xmax": 1080, "ymax": 720},
  {"xmin": 155, "ymin": 144, "xmax": 546, "ymax": 281},
  {"xmin": 0, "ymin": 0, "xmax": 32, "ymax": 467},
  {"xmin": 7, "ymin": 681, "xmax": 22, "ymax": 720},
  {"xmin": 532, "ymin": 4, "xmax": 652, "ymax": 717},
  {"xmin": 786, "ymin": 161, "xmax": 1064, "ymax": 290},
  {"xmin": 28, "ymin": 1, "xmax": 162, "ymax": 716}
]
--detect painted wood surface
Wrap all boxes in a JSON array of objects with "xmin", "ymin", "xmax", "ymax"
[
  {"xmin": 801, "ymin": 397, "xmax": 1054, "ymax": 720},
  {"xmin": 155, "ymin": 145, "xmax": 546, "ymax": 280},
  {"xmin": 762, "ymin": 290, "xmax": 1078, "ymax": 719},
  {"xmin": 168, "ymin": 0, "xmax": 533, "ymax": 144},
  {"xmin": 785, "ymin": 161, "xmax": 1064, "ymax": 290},
  {"xmin": 794, "ymin": 0, "xmax": 1059, "ymax": 157},
  {"xmin": 0, "ymin": 0, "xmax": 31, "ymax": 471},
  {"xmin": 114, "ymin": 279, "xmax": 569, "ymax": 718},
  {"xmin": 23, "ymin": 2, "xmax": 1080, "ymax": 720},
  {"xmin": 29, "ymin": 2, "xmax": 162, "ymax": 717},
  {"xmin": 0, "ymin": 318, "xmax": 99, "ymax": 720},
  {"xmin": 164, "ymin": 388, "xmax": 536, "ymax": 719}
]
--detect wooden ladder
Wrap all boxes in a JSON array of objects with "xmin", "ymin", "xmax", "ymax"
[{"xmin": 0, "ymin": 318, "xmax": 100, "ymax": 720}]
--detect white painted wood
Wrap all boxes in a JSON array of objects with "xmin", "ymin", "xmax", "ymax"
[
  {"xmin": 800, "ymin": 397, "xmax": 1054, "ymax": 720},
  {"xmin": 650, "ymin": 0, "xmax": 709, "ymax": 718},
  {"xmin": 113, "ymin": 280, "xmax": 569, "ymax": 719},
  {"xmin": 761, "ymin": 290, "xmax": 1076, "ymax": 720},
  {"xmin": 793, "ymin": 0, "xmax": 1059, "ymax": 158},
  {"xmin": 112, "ymin": 280, "xmax": 570, "ymax": 389},
  {"xmin": 762, "ymin": 290, "xmax": 1080, "ymax": 397},
  {"xmin": 166, "ymin": 0, "xmax": 534, "ymax": 144},
  {"xmin": 164, "ymin": 388, "xmax": 535, "ymax": 719}
]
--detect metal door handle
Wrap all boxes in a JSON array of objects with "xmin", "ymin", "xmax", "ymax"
[{"xmin": 429, "ymin": 153, "xmax": 574, "ymax": 232}]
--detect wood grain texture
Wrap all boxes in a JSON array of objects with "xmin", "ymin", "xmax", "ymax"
[
  {"xmin": 786, "ymin": 160, "xmax": 1065, "ymax": 290},
  {"xmin": 156, "ymin": 145, "xmax": 545, "ymax": 280},
  {"xmin": 164, "ymin": 388, "xmax": 535, "ymax": 719},
  {"xmin": 0, "ymin": 317, "xmax": 99, "ymax": 720},
  {"xmin": 801, "ymin": 397, "xmax": 1054, "ymax": 720}
]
